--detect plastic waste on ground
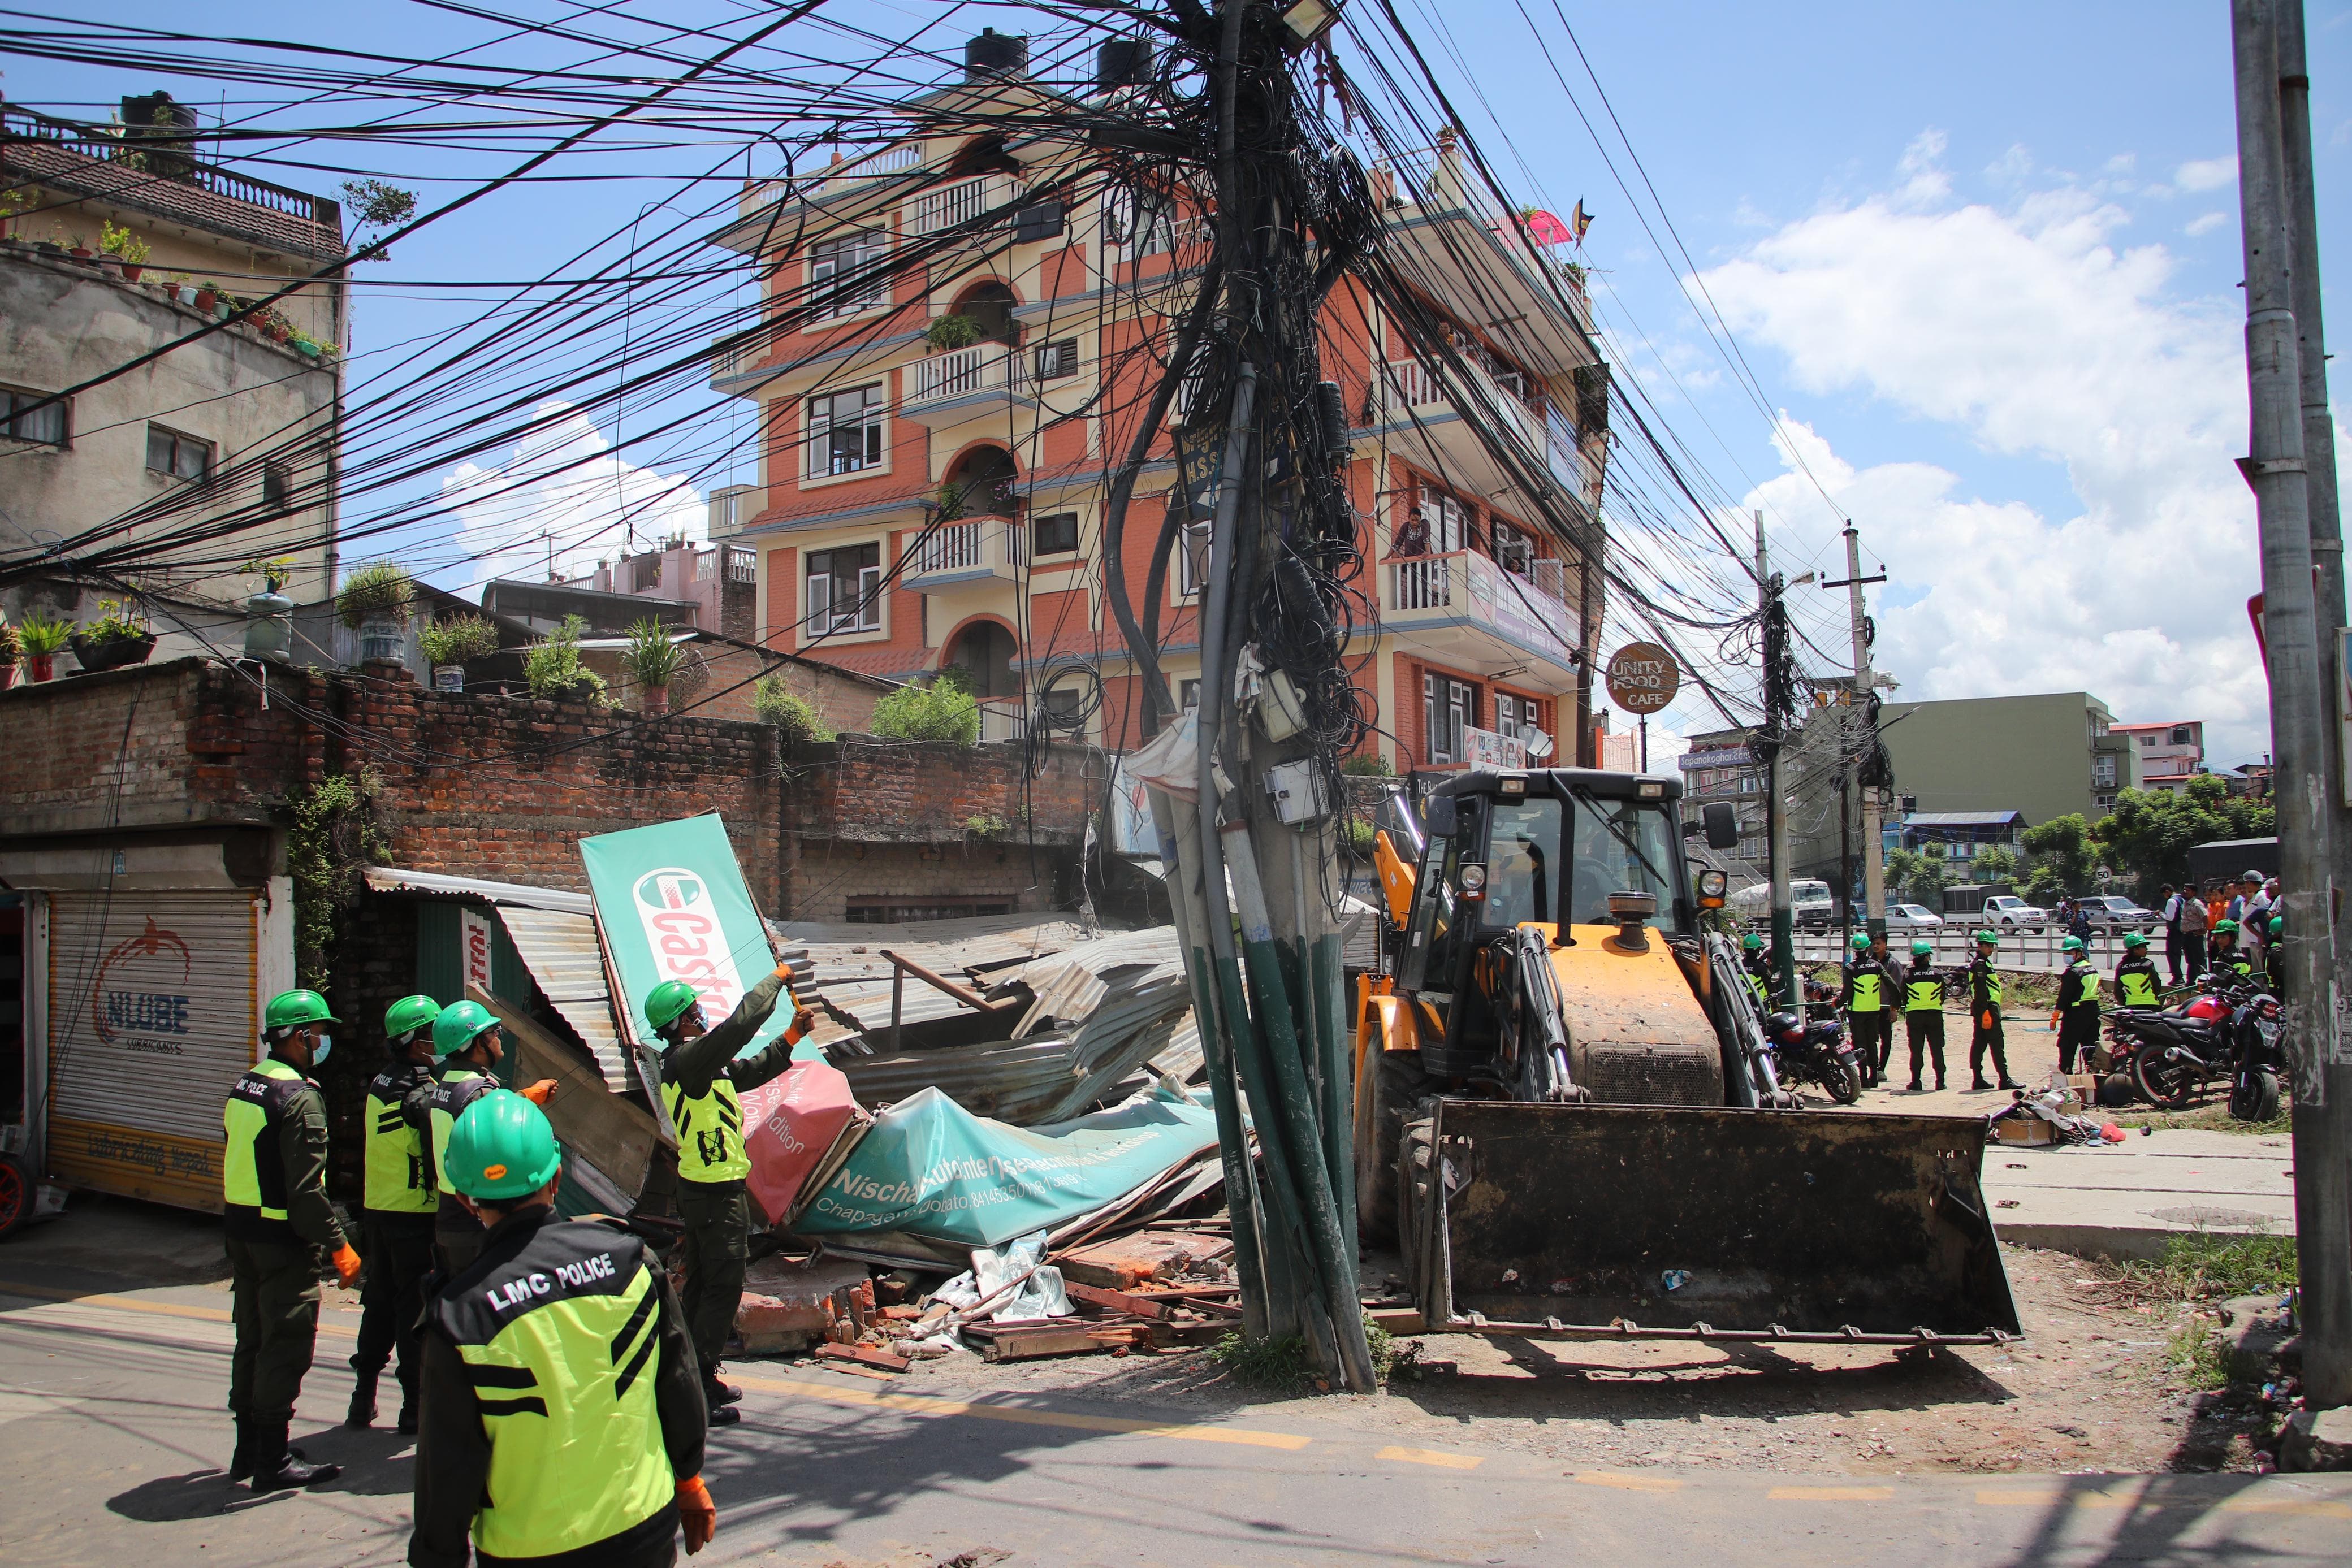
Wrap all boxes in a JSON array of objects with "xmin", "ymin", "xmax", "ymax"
[{"xmin": 971, "ymin": 1229, "xmax": 1073, "ymax": 1322}]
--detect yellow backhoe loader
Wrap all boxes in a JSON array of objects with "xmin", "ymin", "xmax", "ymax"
[{"xmin": 1356, "ymin": 766, "xmax": 2020, "ymax": 1349}]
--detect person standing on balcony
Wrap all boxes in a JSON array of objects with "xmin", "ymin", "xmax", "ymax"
[{"xmin": 1392, "ymin": 508, "xmax": 1430, "ymax": 557}]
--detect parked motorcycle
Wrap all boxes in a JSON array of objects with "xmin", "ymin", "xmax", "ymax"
[
  {"xmin": 2118, "ymin": 980, "xmax": 2277, "ymax": 1112},
  {"xmin": 2228, "ymin": 994, "xmax": 2285, "ymax": 1123},
  {"xmin": 1763, "ymin": 1009, "xmax": 1864, "ymax": 1105}
]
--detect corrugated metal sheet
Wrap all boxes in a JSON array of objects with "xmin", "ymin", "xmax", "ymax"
[
  {"xmin": 494, "ymin": 906, "xmax": 625, "ymax": 1089},
  {"xmin": 365, "ymin": 866, "xmax": 593, "ymax": 913}
]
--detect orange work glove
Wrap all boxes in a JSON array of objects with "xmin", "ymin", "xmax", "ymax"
[
  {"xmin": 676, "ymin": 1474, "xmax": 716, "ymax": 1554},
  {"xmin": 773, "ymin": 961, "xmax": 796, "ymax": 984},
  {"xmin": 519, "ymin": 1079, "xmax": 558, "ymax": 1106},
  {"xmin": 332, "ymin": 1244, "xmax": 364, "ymax": 1288},
  {"xmin": 783, "ymin": 1007, "xmax": 817, "ymax": 1045},
  {"xmin": 2048, "ymin": 1013, "xmax": 2061, "ymax": 1032}
]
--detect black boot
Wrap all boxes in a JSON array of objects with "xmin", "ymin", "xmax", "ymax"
[
  {"xmin": 394, "ymin": 1371, "xmax": 419, "ymax": 1436},
  {"xmin": 227, "ymin": 1414, "xmax": 256, "ymax": 1482},
  {"xmin": 345, "ymin": 1359, "xmax": 379, "ymax": 1429},
  {"xmin": 249, "ymin": 1420, "xmax": 341, "ymax": 1493}
]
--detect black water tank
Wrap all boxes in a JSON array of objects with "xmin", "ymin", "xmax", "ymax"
[
  {"xmin": 1097, "ymin": 38, "xmax": 1153, "ymax": 87},
  {"xmin": 965, "ymin": 28, "xmax": 1028, "ymax": 80},
  {"xmin": 121, "ymin": 90, "xmax": 197, "ymax": 133}
]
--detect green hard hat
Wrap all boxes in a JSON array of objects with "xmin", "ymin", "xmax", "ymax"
[
  {"xmin": 644, "ymin": 978, "xmax": 702, "ymax": 1033},
  {"xmin": 1741, "ymin": 933, "xmax": 1764, "ymax": 952},
  {"xmin": 2212, "ymin": 919, "xmax": 2239, "ymax": 935},
  {"xmin": 383, "ymin": 994, "xmax": 443, "ymax": 1043},
  {"xmin": 265, "ymin": 989, "xmax": 337, "ymax": 1030},
  {"xmin": 444, "ymin": 1090, "xmax": 560, "ymax": 1201},
  {"xmin": 2122, "ymin": 931, "xmax": 2148, "ymax": 949},
  {"xmin": 431, "ymin": 999, "xmax": 500, "ymax": 1059},
  {"xmin": 1910, "ymin": 938, "xmax": 1933, "ymax": 956},
  {"xmin": 2271, "ymin": 916, "xmax": 2284, "ymax": 934},
  {"xmin": 2061, "ymin": 935, "xmax": 2086, "ymax": 952},
  {"xmin": 1850, "ymin": 932, "xmax": 1873, "ymax": 951},
  {"xmin": 1974, "ymin": 929, "xmax": 1998, "ymax": 944}
]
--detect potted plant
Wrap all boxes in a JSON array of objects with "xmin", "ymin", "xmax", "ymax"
[
  {"xmin": 336, "ymin": 558, "xmax": 414, "ymax": 666},
  {"xmin": 924, "ymin": 313, "xmax": 982, "ymax": 352},
  {"xmin": 15, "ymin": 609, "xmax": 72, "ymax": 683},
  {"xmin": 621, "ymin": 617, "xmax": 687, "ymax": 715},
  {"xmin": 98, "ymin": 220, "xmax": 150, "ymax": 282},
  {"xmin": 240, "ymin": 555, "xmax": 297, "ymax": 661},
  {"xmin": 193, "ymin": 283, "xmax": 218, "ymax": 313},
  {"xmin": 68, "ymin": 599, "xmax": 158, "ymax": 673},
  {"xmin": 523, "ymin": 614, "xmax": 606, "ymax": 705},
  {"xmin": 66, "ymin": 232, "xmax": 94, "ymax": 261},
  {"xmin": 418, "ymin": 613, "xmax": 500, "ymax": 692}
]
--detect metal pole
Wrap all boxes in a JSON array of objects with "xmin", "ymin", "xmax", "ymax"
[
  {"xmin": 2235, "ymin": 0, "xmax": 2350, "ymax": 1408},
  {"xmin": 1759, "ymin": 513, "xmax": 1795, "ymax": 1003},
  {"xmin": 1842, "ymin": 525, "xmax": 1890, "ymax": 942},
  {"xmin": 2272, "ymin": 0, "xmax": 2352, "ymax": 1410}
]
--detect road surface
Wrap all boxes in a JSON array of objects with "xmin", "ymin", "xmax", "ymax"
[{"xmin": 2, "ymin": 1264, "xmax": 2345, "ymax": 1567}]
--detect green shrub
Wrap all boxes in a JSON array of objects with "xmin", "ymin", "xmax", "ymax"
[
  {"xmin": 1341, "ymin": 752, "xmax": 1395, "ymax": 777},
  {"xmin": 418, "ymin": 614, "xmax": 500, "ymax": 666},
  {"xmin": 336, "ymin": 559, "xmax": 413, "ymax": 629},
  {"xmin": 924, "ymin": 313, "xmax": 982, "ymax": 351},
  {"xmin": 869, "ymin": 679, "xmax": 979, "ymax": 746},
  {"xmin": 524, "ymin": 613, "xmax": 604, "ymax": 701},
  {"xmin": 85, "ymin": 597, "xmax": 148, "ymax": 642},
  {"xmin": 754, "ymin": 675, "xmax": 828, "ymax": 742},
  {"xmin": 620, "ymin": 617, "xmax": 687, "ymax": 688},
  {"xmin": 14, "ymin": 609, "xmax": 71, "ymax": 656}
]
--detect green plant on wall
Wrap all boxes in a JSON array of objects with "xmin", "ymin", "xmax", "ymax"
[
  {"xmin": 620, "ymin": 617, "xmax": 687, "ymax": 689},
  {"xmin": 98, "ymin": 220, "xmax": 150, "ymax": 264},
  {"xmin": 336, "ymin": 558, "xmax": 414, "ymax": 629},
  {"xmin": 418, "ymin": 613, "xmax": 500, "ymax": 666},
  {"xmin": 524, "ymin": 613, "xmax": 606, "ymax": 702},
  {"xmin": 14, "ymin": 609, "xmax": 71, "ymax": 657},
  {"xmin": 287, "ymin": 772, "xmax": 391, "ymax": 990},
  {"xmin": 754, "ymin": 675, "xmax": 829, "ymax": 742},
  {"xmin": 869, "ymin": 678, "xmax": 980, "ymax": 746}
]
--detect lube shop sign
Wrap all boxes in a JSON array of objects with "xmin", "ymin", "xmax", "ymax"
[
  {"xmin": 580, "ymin": 814, "xmax": 788, "ymax": 1062},
  {"xmin": 93, "ymin": 917, "xmax": 196, "ymax": 1055}
]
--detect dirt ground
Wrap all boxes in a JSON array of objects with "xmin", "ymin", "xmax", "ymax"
[{"xmin": 759, "ymin": 1242, "xmax": 2270, "ymax": 1478}]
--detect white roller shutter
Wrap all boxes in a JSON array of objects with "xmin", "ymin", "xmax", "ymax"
[{"xmin": 46, "ymin": 889, "xmax": 265, "ymax": 1211}]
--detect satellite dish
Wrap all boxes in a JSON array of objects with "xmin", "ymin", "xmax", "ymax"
[{"xmin": 1523, "ymin": 729, "xmax": 1557, "ymax": 761}]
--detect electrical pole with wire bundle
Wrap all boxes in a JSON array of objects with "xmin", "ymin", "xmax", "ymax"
[
  {"xmin": 1824, "ymin": 523, "xmax": 1890, "ymax": 942},
  {"xmin": 1755, "ymin": 514, "xmax": 1797, "ymax": 1007}
]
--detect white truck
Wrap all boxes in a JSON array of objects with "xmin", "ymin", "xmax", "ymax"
[
  {"xmin": 1983, "ymin": 894, "xmax": 2050, "ymax": 933},
  {"xmin": 1727, "ymin": 877, "xmax": 1839, "ymax": 929}
]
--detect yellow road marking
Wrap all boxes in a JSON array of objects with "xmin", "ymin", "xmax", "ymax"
[
  {"xmin": 0, "ymin": 1279, "xmax": 357, "ymax": 1339},
  {"xmin": 1770, "ymin": 1485, "xmax": 1893, "ymax": 1501},
  {"xmin": 1575, "ymin": 1472, "xmax": 1684, "ymax": 1492},
  {"xmin": 1377, "ymin": 1445, "xmax": 1482, "ymax": 1470},
  {"xmin": 2218, "ymin": 1497, "xmax": 2352, "ymax": 1519},
  {"xmin": 738, "ymin": 1374, "xmax": 1311, "ymax": 1450}
]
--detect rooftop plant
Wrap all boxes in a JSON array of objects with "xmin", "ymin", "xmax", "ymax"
[
  {"xmin": 336, "ymin": 558, "xmax": 414, "ymax": 629},
  {"xmin": 418, "ymin": 613, "xmax": 500, "ymax": 666}
]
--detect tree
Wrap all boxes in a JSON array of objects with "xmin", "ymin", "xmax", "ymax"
[
  {"xmin": 1883, "ymin": 847, "xmax": 1948, "ymax": 907},
  {"xmin": 1974, "ymin": 844, "xmax": 2020, "ymax": 886},
  {"xmin": 2090, "ymin": 776, "xmax": 2276, "ymax": 901},
  {"xmin": 2021, "ymin": 813, "xmax": 2096, "ymax": 899}
]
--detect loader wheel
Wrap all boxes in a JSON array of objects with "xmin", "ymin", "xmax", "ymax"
[
  {"xmin": 1395, "ymin": 1115, "xmax": 1437, "ymax": 1307},
  {"xmin": 1354, "ymin": 1048, "xmax": 1427, "ymax": 1247}
]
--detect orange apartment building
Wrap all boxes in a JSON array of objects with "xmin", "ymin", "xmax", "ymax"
[{"xmin": 703, "ymin": 38, "xmax": 1608, "ymax": 774}]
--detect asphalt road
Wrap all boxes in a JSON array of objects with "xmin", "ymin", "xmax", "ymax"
[{"xmin": 3, "ymin": 1268, "xmax": 2347, "ymax": 1567}]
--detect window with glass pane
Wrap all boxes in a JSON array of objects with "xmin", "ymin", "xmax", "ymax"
[
  {"xmin": 806, "ymin": 385, "xmax": 883, "ymax": 478},
  {"xmin": 1493, "ymin": 523, "xmax": 1532, "ymax": 576},
  {"xmin": 1483, "ymin": 799, "xmax": 1561, "ymax": 928},
  {"xmin": 1564, "ymin": 793, "xmax": 1679, "ymax": 928},
  {"xmin": 806, "ymin": 543, "xmax": 881, "ymax": 633},
  {"xmin": 1033, "ymin": 512, "xmax": 1079, "ymax": 555},
  {"xmin": 1495, "ymin": 694, "xmax": 1521, "ymax": 741},
  {"xmin": 146, "ymin": 424, "xmax": 211, "ymax": 481},
  {"xmin": 0, "ymin": 387, "xmax": 67, "ymax": 445},
  {"xmin": 810, "ymin": 230, "xmax": 888, "ymax": 318},
  {"xmin": 1423, "ymin": 673, "xmax": 1472, "ymax": 764}
]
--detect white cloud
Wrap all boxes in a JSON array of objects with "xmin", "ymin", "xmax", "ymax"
[
  {"xmin": 1692, "ymin": 133, "xmax": 2323, "ymax": 762},
  {"xmin": 436, "ymin": 401, "xmax": 707, "ymax": 591},
  {"xmin": 2174, "ymin": 155, "xmax": 2237, "ymax": 192},
  {"xmin": 2185, "ymin": 210, "xmax": 2229, "ymax": 237}
]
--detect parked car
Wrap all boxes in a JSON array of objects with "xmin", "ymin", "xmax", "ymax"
[
  {"xmin": 1884, "ymin": 903, "xmax": 1945, "ymax": 934},
  {"xmin": 1983, "ymin": 895, "xmax": 2050, "ymax": 933},
  {"xmin": 2074, "ymin": 894, "xmax": 2160, "ymax": 932},
  {"xmin": 1727, "ymin": 877, "xmax": 1839, "ymax": 929}
]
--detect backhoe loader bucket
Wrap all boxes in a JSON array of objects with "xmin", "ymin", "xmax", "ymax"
[{"xmin": 1400, "ymin": 1099, "xmax": 2021, "ymax": 1346}]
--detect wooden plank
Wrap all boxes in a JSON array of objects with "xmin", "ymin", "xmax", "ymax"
[
  {"xmin": 1368, "ymin": 1306, "xmax": 1425, "ymax": 1335},
  {"xmin": 815, "ymin": 1342, "xmax": 911, "ymax": 1374},
  {"xmin": 971, "ymin": 1322, "xmax": 1142, "ymax": 1362},
  {"xmin": 472, "ymin": 984, "xmax": 658, "ymax": 1199},
  {"xmin": 1066, "ymin": 1282, "xmax": 1173, "ymax": 1319}
]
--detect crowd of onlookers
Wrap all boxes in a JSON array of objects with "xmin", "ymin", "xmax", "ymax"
[{"xmin": 2155, "ymin": 869, "xmax": 2280, "ymax": 987}]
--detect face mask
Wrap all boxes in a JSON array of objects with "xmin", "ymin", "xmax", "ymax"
[{"xmin": 310, "ymin": 1034, "xmax": 332, "ymax": 1067}]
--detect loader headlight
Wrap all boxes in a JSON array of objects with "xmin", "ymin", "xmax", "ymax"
[
  {"xmin": 1498, "ymin": 774, "xmax": 1528, "ymax": 796},
  {"xmin": 1697, "ymin": 869, "xmax": 1728, "ymax": 899},
  {"xmin": 1458, "ymin": 862, "xmax": 1487, "ymax": 899}
]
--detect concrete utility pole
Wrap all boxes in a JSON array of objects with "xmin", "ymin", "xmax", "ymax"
[
  {"xmin": 1831, "ymin": 523, "xmax": 1890, "ymax": 939},
  {"xmin": 2233, "ymin": 0, "xmax": 2351, "ymax": 1409},
  {"xmin": 1758, "ymin": 513, "xmax": 1795, "ymax": 1001}
]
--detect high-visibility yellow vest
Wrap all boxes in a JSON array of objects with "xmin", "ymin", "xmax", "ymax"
[
  {"xmin": 363, "ymin": 1067, "xmax": 435, "ymax": 1216},
  {"xmin": 2117, "ymin": 963, "xmax": 2161, "ymax": 1008},
  {"xmin": 1848, "ymin": 968, "xmax": 1883, "ymax": 1013},
  {"xmin": 1973, "ymin": 961, "xmax": 2003, "ymax": 1008},
  {"xmin": 223, "ymin": 1059, "xmax": 305, "ymax": 1230},
  {"xmin": 427, "ymin": 1067, "xmax": 492, "ymax": 1197},
  {"xmin": 431, "ymin": 1218, "xmax": 675, "ymax": 1560},
  {"xmin": 1905, "ymin": 971, "xmax": 1945, "ymax": 1012},
  {"xmin": 663, "ymin": 1076, "xmax": 750, "ymax": 1184}
]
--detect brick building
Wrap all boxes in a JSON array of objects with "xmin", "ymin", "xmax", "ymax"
[
  {"xmin": 702, "ymin": 37, "xmax": 1607, "ymax": 772},
  {"xmin": 0, "ymin": 656, "xmax": 1091, "ymax": 1213}
]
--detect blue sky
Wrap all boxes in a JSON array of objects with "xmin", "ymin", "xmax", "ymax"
[{"xmin": 12, "ymin": 2, "xmax": 2349, "ymax": 768}]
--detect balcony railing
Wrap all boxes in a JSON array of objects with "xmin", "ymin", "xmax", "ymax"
[
  {"xmin": 910, "ymin": 344, "xmax": 1028, "ymax": 402},
  {"xmin": 1385, "ymin": 549, "xmax": 1581, "ymax": 669},
  {"xmin": 907, "ymin": 516, "xmax": 1026, "ymax": 586},
  {"xmin": 978, "ymin": 696, "xmax": 1030, "ymax": 744},
  {"xmin": 2, "ymin": 102, "xmax": 341, "ymax": 228},
  {"xmin": 827, "ymin": 142, "xmax": 923, "ymax": 189},
  {"xmin": 1377, "ymin": 356, "xmax": 1546, "ymax": 462},
  {"xmin": 906, "ymin": 175, "xmax": 1025, "ymax": 235}
]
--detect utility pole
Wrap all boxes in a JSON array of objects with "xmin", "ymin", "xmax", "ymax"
[
  {"xmin": 2234, "ymin": 0, "xmax": 2350, "ymax": 1409},
  {"xmin": 1758, "ymin": 512, "xmax": 1796, "ymax": 1005},
  {"xmin": 1827, "ymin": 525, "xmax": 1891, "ymax": 941}
]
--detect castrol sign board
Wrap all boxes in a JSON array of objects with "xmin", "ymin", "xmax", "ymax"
[{"xmin": 580, "ymin": 814, "xmax": 786, "ymax": 1063}]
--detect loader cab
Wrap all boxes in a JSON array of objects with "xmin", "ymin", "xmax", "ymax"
[{"xmin": 1399, "ymin": 769, "xmax": 1692, "ymax": 999}]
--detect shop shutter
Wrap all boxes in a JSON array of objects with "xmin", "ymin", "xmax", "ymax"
[{"xmin": 46, "ymin": 890, "xmax": 263, "ymax": 1211}]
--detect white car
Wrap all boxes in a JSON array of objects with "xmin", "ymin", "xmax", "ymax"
[
  {"xmin": 1983, "ymin": 895, "xmax": 2049, "ymax": 933},
  {"xmin": 2075, "ymin": 894, "xmax": 2160, "ymax": 932},
  {"xmin": 1884, "ymin": 903, "xmax": 1945, "ymax": 934}
]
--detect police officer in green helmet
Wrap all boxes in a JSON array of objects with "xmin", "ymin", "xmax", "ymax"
[
  {"xmin": 1900, "ymin": 938, "xmax": 1949, "ymax": 1092},
  {"xmin": 1841, "ymin": 930, "xmax": 1890, "ymax": 1087},
  {"xmin": 2115, "ymin": 931, "xmax": 2164, "ymax": 1010},
  {"xmin": 2207, "ymin": 917, "xmax": 2252, "ymax": 981},
  {"xmin": 418, "ymin": 1000, "xmax": 557, "ymax": 1277},
  {"xmin": 223, "ymin": 988, "xmax": 363, "ymax": 1492},
  {"xmin": 646, "ymin": 961, "xmax": 813, "ymax": 1426},
  {"xmin": 1966, "ymin": 930, "xmax": 2019, "ymax": 1092},
  {"xmin": 412, "ymin": 1091, "xmax": 717, "ymax": 1568},
  {"xmin": 2051, "ymin": 935, "xmax": 2102, "ymax": 1075},
  {"xmin": 2267, "ymin": 913, "xmax": 2286, "ymax": 997},
  {"xmin": 1739, "ymin": 932, "xmax": 1772, "ymax": 1010},
  {"xmin": 348, "ymin": 994, "xmax": 440, "ymax": 1433}
]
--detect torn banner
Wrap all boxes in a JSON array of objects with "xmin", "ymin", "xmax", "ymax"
[{"xmin": 793, "ymin": 1086, "xmax": 1220, "ymax": 1249}]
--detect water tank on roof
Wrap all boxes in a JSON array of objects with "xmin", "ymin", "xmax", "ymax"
[
  {"xmin": 1097, "ymin": 38, "xmax": 1154, "ymax": 87},
  {"xmin": 965, "ymin": 28, "xmax": 1028, "ymax": 81},
  {"xmin": 121, "ymin": 91, "xmax": 198, "ymax": 133}
]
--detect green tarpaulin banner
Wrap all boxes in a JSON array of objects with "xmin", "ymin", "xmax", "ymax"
[
  {"xmin": 580, "ymin": 813, "xmax": 791, "ymax": 1062},
  {"xmin": 795, "ymin": 1085, "xmax": 1221, "ymax": 1248}
]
